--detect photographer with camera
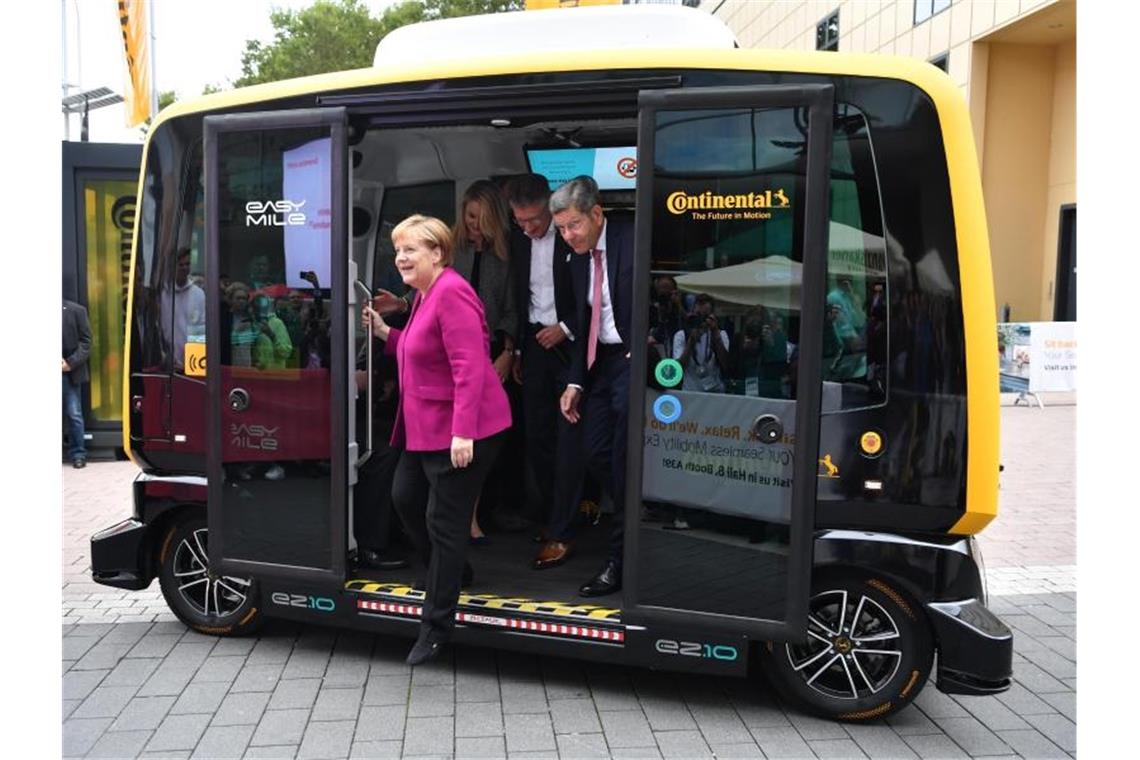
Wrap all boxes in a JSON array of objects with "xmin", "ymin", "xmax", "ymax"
[{"xmin": 671, "ymin": 293, "xmax": 730, "ymax": 394}]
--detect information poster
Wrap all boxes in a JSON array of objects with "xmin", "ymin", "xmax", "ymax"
[
  {"xmin": 997, "ymin": 322, "xmax": 1076, "ymax": 393},
  {"xmin": 281, "ymin": 137, "xmax": 332, "ymax": 289}
]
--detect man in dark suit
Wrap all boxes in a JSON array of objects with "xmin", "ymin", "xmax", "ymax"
[
  {"xmin": 62, "ymin": 299, "xmax": 93, "ymax": 468},
  {"xmin": 505, "ymin": 174, "xmax": 586, "ymax": 570},
  {"xmin": 553, "ymin": 175, "xmax": 635, "ymax": 597}
]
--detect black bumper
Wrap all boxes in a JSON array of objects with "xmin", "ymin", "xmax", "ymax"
[
  {"xmin": 90, "ymin": 518, "xmax": 152, "ymax": 590},
  {"xmin": 927, "ymin": 599, "xmax": 1013, "ymax": 695}
]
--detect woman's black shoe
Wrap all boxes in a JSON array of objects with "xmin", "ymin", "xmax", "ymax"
[
  {"xmin": 406, "ymin": 637, "xmax": 445, "ymax": 666},
  {"xmin": 357, "ymin": 548, "xmax": 409, "ymax": 571}
]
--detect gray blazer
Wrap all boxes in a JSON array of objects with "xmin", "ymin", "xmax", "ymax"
[
  {"xmin": 451, "ymin": 240, "xmax": 517, "ymax": 350},
  {"xmin": 63, "ymin": 299, "xmax": 93, "ymax": 385}
]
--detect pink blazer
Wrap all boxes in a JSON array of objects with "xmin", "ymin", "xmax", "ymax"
[{"xmin": 384, "ymin": 267, "xmax": 511, "ymax": 451}]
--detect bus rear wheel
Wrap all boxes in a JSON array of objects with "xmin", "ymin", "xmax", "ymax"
[
  {"xmin": 157, "ymin": 516, "xmax": 262, "ymax": 636},
  {"xmin": 760, "ymin": 576, "xmax": 933, "ymax": 722}
]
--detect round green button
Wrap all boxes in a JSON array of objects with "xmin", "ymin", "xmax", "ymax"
[{"xmin": 655, "ymin": 359, "xmax": 683, "ymax": 388}]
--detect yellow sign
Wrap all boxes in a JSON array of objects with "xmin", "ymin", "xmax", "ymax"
[
  {"xmin": 666, "ymin": 189, "xmax": 790, "ymax": 216},
  {"xmin": 817, "ymin": 454, "xmax": 839, "ymax": 479},
  {"xmin": 118, "ymin": 0, "xmax": 152, "ymax": 127},
  {"xmin": 860, "ymin": 431, "xmax": 883, "ymax": 456},
  {"xmin": 185, "ymin": 344, "xmax": 207, "ymax": 377},
  {"xmin": 525, "ymin": 0, "xmax": 621, "ymax": 9}
]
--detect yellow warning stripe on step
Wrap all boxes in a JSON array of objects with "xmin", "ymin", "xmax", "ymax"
[{"xmin": 345, "ymin": 580, "xmax": 621, "ymax": 620}]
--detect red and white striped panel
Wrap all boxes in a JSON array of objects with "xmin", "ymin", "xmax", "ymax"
[
  {"xmin": 356, "ymin": 600, "xmax": 623, "ymax": 643},
  {"xmin": 358, "ymin": 600, "xmax": 422, "ymax": 616}
]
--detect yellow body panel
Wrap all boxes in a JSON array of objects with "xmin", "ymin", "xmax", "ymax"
[{"xmin": 126, "ymin": 46, "xmax": 999, "ymax": 534}]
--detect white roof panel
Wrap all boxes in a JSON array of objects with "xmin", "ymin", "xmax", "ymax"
[{"xmin": 373, "ymin": 6, "xmax": 738, "ymax": 68}]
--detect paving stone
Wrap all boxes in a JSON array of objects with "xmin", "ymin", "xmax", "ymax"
[
  {"xmin": 349, "ymin": 740, "xmax": 401, "ymax": 759},
  {"xmin": 996, "ymin": 728, "xmax": 1069, "ymax": 758},
  {"xmin": 363, "ymin": 675, "xmax": 411, "ymax": 707},
  {"xmin": 500, "ymin": 678, "xmax": 548, "ymax": 715},
  {"xmin": 504, "ymin": 711, "xmax": 556, "ymax": 753},
  {"xmin": 937, "ymin": 716, "xmax": 1014, "ymax": 756},
  {"xmin": 952, "ymin": 694, "xmax": 1031, "ymax": 731},
  {"xmin": 541, "ymin": 660, "xmax": 591, "ymax": 701},
  {"xmin": 727, "ymin": 692, "xmax": 790, "ymax": 731},
  {"xmin": 137, "ymin": 665, "xmax": 198, "ymax": 697},
  {"xmin": 456, "ymin": 736, "xmax": 508, "ymax": 759},
  {"xmin": 212, "ymin": 637, "xmax": 258, "ymax": 657},
  {"xmin": 456, "ymin": 669, "xmax": 501, "ymax": 704},
  {"xmin": 63, "ymin": 698, "xmax": 82, "ymax": 720},
  {"xmin": 900, "ymin": 733, "xmax": 969, "ymax": 758},
  {"xmin": 994, "ymin": 682, "xmax": 1059, "ymax": 716},
  {"xmin": 73, "ymin": 685, "xmax": 140, "ymax": 719},
  {"xmin": 587, "ymin": 672, "xmax": 641, "ymax": 712},
  {"xmin": 408, "ymin": 683, "xmax": 455, "ymax": 718},
  {"xmin": 549, "ymin": 698, "xmax": 601, "ymax": 735},
  {"xmin": 297, "ymin": 719, "xmax": 355, "ymax": 760},
  {"xmin": 653, "ymin": 729, "xmax": 714, "ymax": 759},
  {"xmin": 1022, "ymin": 712, "xmax": 1077, "ymax": 753},
  {"xmin": 63, "ymin": 717, "xmax": 114, "ymax": 756},
  {"xmin": 251, "ymin": 708, "xmax": 311, "ymax": 747},
  {"xmin": 410, "ymin": 656, "xmax": 455, "ymax": 688},
  {"xmin": 213, "ymin": 691, "xmax": 272, "ymax": 726},
  {"xmin": 748, "ymin": 726, "xmax": 814, "ymax": 759},
  {"xmin": 246, "ymin": 637, "xmax": 296, "ymax": 666},
  {"xmin": 1038, "ymin": 690, "xmax": 1075, "ymax": 722},
  {"xmin": 685, "ymin": 701, "xmax": 752, "ymax": 744},
  {"xmin": 638, "ymin": 693, "xmax": 698, "ymax": 732},
  {"xmin": 914, "ymin": 687, "xmax": 971, "ymax": 720},
  {"xmin": 269, "ymin": 678, "xmax": 322, "ymax": 711},
  {"xmin": 455, "ymin": 701, "xmax": 504, "ymax": 739},
  {"xmin": 810, "ymin": 738, "xmax": 868, "ymax": 758},
  {"xmin": 87, "ymin": 728, "xmax": 153, "ymax": 758},
  {"xmin": 104, "ymin": 657, "xmax": 162, "ymax": 687},
  {"xmin": 147, "ymin": 713, "xmax": 213, "ymax": 752},
  {"xmin": 312, "ymin": 687, "xmax": 365, "ymax": 721},
  {"xmin": 555, "ymin": 732, "xmax": 610, "ymax": 758},
  {"xmin": 355, "ymin": 704, "xmax": 408, "ymax": 742},
  {"xmin": 171, "ymin": 683, "xmax": 231, "ymax": 715},
  {"xmin": 63, "ymin": 635, "xmax": 98, "ymax": 661},
  {"xmin": 109, "ymin": 695, "xmax": 177, "ymax": 732},
  {"xmin": 609, "ymin": 748, "xmax": 664, "ymax": 760},
  {"xmin": 706, "ymin": 742, "xmax": 764, "ymax": 759},
  {"xmin": 1011, "ymin": 661, "xmax": 1072, "ymax": 694},
  {"xmin": 63, "ymin": 668, "xmax": 109, "ymax": 701},
  {"xmin": 129, "ymin": 634, "xmax": 183, "ymax": 659},
  {"xmin": 192, "ymin": 656, "xmax": 248, "ymax": 684},
  {"xmin": 244, "ymin": 745, "xmax": 299, "ymax": 759},
  {"xmin": 168, "ymin": 641, "xmax": 218, "ymax": 670},
  {"xmin": 102, "ymin": 621, "xmax": 155, "ymax": 644},
  {"xmin": 192, "ymin": 724, "xmax": 256, "ymax": 759},
  {"xmin": 231, "ymin": 663, "xmax": 287, "ymax": 693},
  {"xmin": 403, "ymin": 716, "xmax": 455, "ymax": 756},
  {"xmin": 73, "ymin": 642, "xmax": 135, "ymax": 671},
  {"xmin": 843, "ymin": 723, "xmax": 920, "ymax": 759},
  {"xmin": 599, "ymin": 709, "xmax": 655, "ymax": 749},
  {"xmin": 281, "ymin": 648, "xmax": 332, "ymax": 680}
]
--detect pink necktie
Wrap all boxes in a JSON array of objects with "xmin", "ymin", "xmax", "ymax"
[{"xmin": 587, "ymin": 248, "xmax": 603, "ymax": 370}]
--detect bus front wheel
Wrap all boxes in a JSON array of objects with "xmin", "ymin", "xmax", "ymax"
[
  {"xmin": 157, "ymin": 516, "xmax": 262, "ymax": 636},
  {"xmin": 760, "ymin": 576, "xmax": 933, "ymax": 721}
]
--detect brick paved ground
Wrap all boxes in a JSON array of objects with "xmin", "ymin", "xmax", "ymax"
[{"xmin": 61, "ymin": 397, "xmax": 1077, "ymax": 759}]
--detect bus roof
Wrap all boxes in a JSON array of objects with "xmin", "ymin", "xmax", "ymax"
[{"xmin": 373, "ymin": 6, "xmax": 738, "ymax": 68}]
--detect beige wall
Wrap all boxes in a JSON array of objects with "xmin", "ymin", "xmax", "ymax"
[
  {"xmin": 1039, "ymin": 38, "xmax": 1076, "ymax": 317},
  {"xmin": 980, "ymin": 43, "xmax": 1055, "ymax": 321}
]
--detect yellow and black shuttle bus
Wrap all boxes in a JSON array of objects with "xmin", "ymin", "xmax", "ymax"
[{"xmin": 91, "ymin": 5, "xmax": 1010, "ymax": 721}]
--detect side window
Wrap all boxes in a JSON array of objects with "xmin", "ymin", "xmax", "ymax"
[
  {"xmin": 824, "ymin": 108, "xmax": 888, "ymax": 409},
  {"xmin": 371, "ymin": 181, "xmax": 455, "ymax": 297}
]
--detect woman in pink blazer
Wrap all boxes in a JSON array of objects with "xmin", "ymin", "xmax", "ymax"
[{"xmin": 364, "ymin": 214, "xmax": 511, "ymax": 666}]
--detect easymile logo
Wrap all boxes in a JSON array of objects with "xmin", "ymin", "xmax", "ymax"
[
  {"xmin": 655, "ymin": 639, "xmax": 739, "ymax": 661},
  {"xmin": 245, "ymin": 199, "xmax": 307, "ymax": 227}
]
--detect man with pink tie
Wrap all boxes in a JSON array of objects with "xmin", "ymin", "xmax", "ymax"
[
  {"xmin": 363, "ymin": 215, "xmax": 511, "ymax": 665},
  {"xmin": 554, "ymin": 176, "xmax": 636, "ymax": 597}
]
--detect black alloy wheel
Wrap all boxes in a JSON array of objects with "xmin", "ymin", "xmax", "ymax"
[
  {"xmin": 158, "ymin": 516, "xmax": 262, "ymax": 636},
  {"xmin": 760, "ymin": 576, "xmax": 933, "ymax": 721}
]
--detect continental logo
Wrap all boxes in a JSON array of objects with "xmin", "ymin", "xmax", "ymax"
[{"xmin": 665, "ymin": 189, "xmax": 790, "ymax": 215}]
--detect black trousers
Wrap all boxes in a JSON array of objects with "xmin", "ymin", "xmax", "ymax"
[
  {"xmin": 581, "ymin": 350, "xmax": 630, "ymax": 566},
  {"xmin": 352, "ymin": 436, "xmax": 400, "ymax": 552},
  {"xmin": 392, "ymin": 432, "xmax": 505, "ymax": 642},
  {"xmin": 523, "ymin": 329, "xmax": 585, "ymax": 540}
]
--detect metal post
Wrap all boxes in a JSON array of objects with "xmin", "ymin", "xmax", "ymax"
[
  {"xmin": 62, "ymin": 0, "xmax": 69, "ymax": 140},
  {"xmin": 149, "ymin": 0, "xmax": 158, "ymax": 118}
]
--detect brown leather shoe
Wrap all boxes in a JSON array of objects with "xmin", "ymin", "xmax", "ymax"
[{"xmin": 532, "ymin": 540, "xmax": 572, "ymax": 570}]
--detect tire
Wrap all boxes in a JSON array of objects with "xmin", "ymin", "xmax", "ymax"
[
  {"xmin": 157, "ymin": 515, "xmax": 262, "ymax": 636},
  {"xmin": 760, "ymin": 575, "xmax": 933, "ymax": 722}
]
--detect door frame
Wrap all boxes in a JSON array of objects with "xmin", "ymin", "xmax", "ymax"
[
  {"xmin": 624, "ymin": 84, "xmax": 834, "ymax": 642},
  {"xmin": 204, "ymin": 107, "xmax": 350, "ymax": 585}
]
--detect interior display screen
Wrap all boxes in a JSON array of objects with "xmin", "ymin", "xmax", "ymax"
[{"xmin": 526, "ymin": 146, "xmax": 638, "ymax": 190}]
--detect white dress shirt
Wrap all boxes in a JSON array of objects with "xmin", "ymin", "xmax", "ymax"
[
  {"xmin": 527, "ymin": 223, "xmax": 571, "ymax": 337},
  {"xmin": 586, "ymin": 220, "xmax": 621, "ymax": 345}
]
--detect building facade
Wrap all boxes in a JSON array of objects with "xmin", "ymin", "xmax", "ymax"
[{"xmin": 708, "ymin": 0, "xmax": 1076, "ymax": 322}]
